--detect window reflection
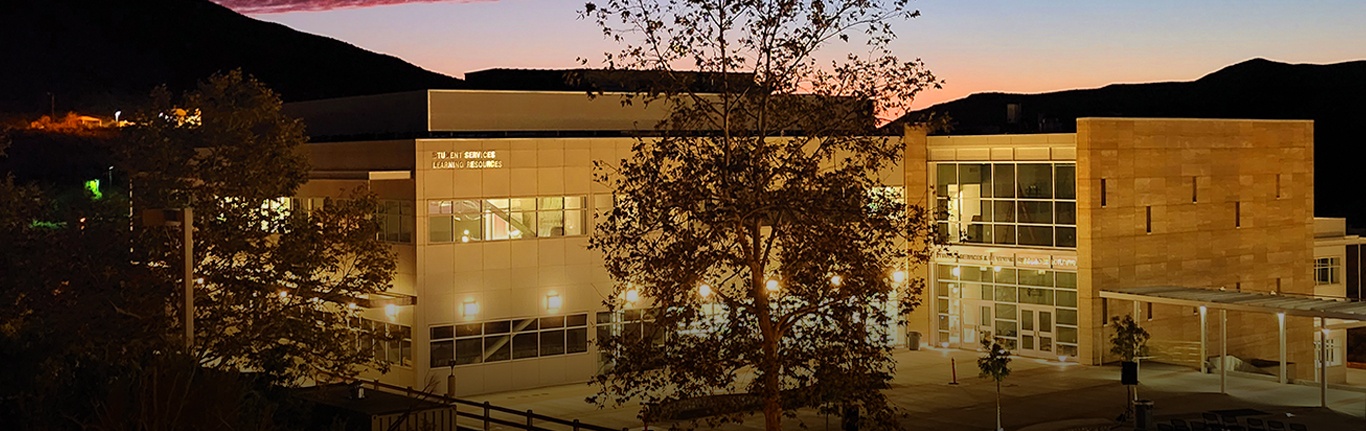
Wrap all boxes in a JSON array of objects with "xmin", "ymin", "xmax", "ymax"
[{"xmin": 935, "ymin": 163, "xmax": 1076, "ymax": 247}]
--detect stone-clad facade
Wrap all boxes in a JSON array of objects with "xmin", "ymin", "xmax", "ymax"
[{"xmin": 908, "ymin": 118, "xmax": 1326, "ymax": 380}]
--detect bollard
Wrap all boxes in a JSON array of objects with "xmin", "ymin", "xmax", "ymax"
[
  {"xmin": 949, "ymin": 358, "xmax": 959, "ymax": 385},
  {"xmin": 573, "ymin": 419, "xmax": 580, "ymax": 431},
  {"xmin": 526, "ymin": 409, "xmax": 534, "ymax": 431}
]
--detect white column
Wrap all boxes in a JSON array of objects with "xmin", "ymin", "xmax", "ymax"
[
  {"xmin": 1199, "ymin": 306, "xmax": 1207, "ymax": 374},
  {"xmin": 1320, "ymin": 317, "xmax": 1328, "ymax": 408},
  {"xmin": 1278, "ymin": 312, "xmax": 1287, "ymax": 384},
  {"xmin": 1220, "ymin": 309, "xmax": 1227, "ymax": 394}
]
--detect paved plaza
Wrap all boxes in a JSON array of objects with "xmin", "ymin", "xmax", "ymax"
[{"xmin": 464, "ymin": 348, "xmax": 1366, "ymax": 431}]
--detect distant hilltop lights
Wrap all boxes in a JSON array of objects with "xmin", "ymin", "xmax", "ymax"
[{"xmin": 432, "ymin": 151, "xmax": 503, "ymax": 169}]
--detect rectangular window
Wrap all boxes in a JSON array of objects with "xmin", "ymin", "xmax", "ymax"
[
  {"xmin": 1100, "ymin": 179, "xmax": 1107, "ymax": 207},
  {"xmin": 1235, "ymin": 202, "xmax": 1242, "ymax": 228},
  {"xmin": 376, "ymin": 201, "xmax": 414, "ymax": 243},
  {"xmin": 429, "ymin": 197, "xmax": 587, "ymax": 243},
  {"xmin": 1146, "ymin": 206, "xmax": 1152, "ymax": 234},
  {"xmin": 1192, "ymin": 177, "xmax": 1198, "ymax": 203},
  {"xmin": 1146, "ymin": 302, "xmax": 1153, "ymax": 321},
  {"xmin": 432, "ymin": 313, "xmax": 590, "ymax": 367},
  {"xmin": 1316, "ymin": 257, "xmax": 1342, "ymax": 285},
  {"xmin": 355, "ymin": 318, "xmax": 412, "ymax": 367}
]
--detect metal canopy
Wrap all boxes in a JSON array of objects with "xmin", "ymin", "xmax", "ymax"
[{"xmin": 1100, "ymin": 286, "xmax": 1366, "ymax": 321}]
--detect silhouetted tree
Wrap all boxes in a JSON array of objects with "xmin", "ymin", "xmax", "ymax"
[{"xmin": 581, "ymin": 0, "xmax": 941, "ymax": 430}]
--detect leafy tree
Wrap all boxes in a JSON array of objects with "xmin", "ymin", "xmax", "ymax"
[
  {"xmin": 118, "ymin": 70, "xmax": 397, "ymax": 383},
  {"xmin": 977, "ymin": 336, "xmax": 1012, "ymax": 431},
  {"xmin": 0, "ymin": 71, "xmax": 396, "ymax": 428},
  {"xmin": 1109, "ymin": 315, "xmax": 1150, "ymax": 362},
  {"xmin": 581, "ymin": 0, "xmax": 940, "ymax": 430}
]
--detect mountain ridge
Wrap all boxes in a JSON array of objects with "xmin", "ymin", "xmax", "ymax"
[
  {"xmin": 898, "ymin": 57, "xmax": 1366, "ymax": 227},
  {"xmin": 0, "ymin": 0, "xmax": 466, "ymax": 116}
]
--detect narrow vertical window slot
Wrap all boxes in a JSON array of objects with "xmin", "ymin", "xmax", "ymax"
[
  {"xmin": 1145, "ymin": 206, "xmax": 1152, "ymax": 233},
  {"xmin": 1276, "ymin": 174, "xmax": 1282, "ymax": 199},
  {"xmin": 1192, "ymin": 177, "xmax": 1198, "ymax": 203},
  {"xmin": 1146, "ymin": 302, "xmax": 1154, "ymax": 321},
  {"xmin": 1101, "ymin": 179, "xmax": 1108, "ymax": 207},
  {"xmin": 1235, "ymin": 201, "xmax": 1242, "ymax": 228},
  {"xmin": 1276, "ymin": 278, "xmax": 1282, "ymax": 293}
]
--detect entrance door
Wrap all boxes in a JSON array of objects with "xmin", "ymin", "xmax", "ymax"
[{"xmin": 1018, "ymin": 306, "xmax": 1055, "ymax": 358}]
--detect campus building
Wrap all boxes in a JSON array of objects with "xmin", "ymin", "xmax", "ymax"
[
  {"xmin": 905, "ymin": 118, "xmax": 1366, "ymax": 384},
  {"xmin": 285, "ymin": 88, "xmax": 908, "ymax": 396}
]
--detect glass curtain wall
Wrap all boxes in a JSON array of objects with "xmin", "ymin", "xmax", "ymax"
[
  {"xmin": 935, "ymin": 163, "xmax": 1076, "ymax": 247},
  {"xmin": 935, "ymin": 264, "xmax": 1079, "ymax": 358}
]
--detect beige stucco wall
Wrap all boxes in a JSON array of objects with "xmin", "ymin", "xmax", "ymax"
[{"xmin": 1075, "ymin": 118, "xmax": 1317, "ymax": 379}]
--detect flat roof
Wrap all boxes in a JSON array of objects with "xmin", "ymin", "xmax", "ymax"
[{"xmin": 1101, "ymin": 286, "xmax": 1366, "ymax": 321}]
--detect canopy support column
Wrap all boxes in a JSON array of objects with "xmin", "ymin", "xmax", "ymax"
[
  {"xmin": 1278, "ymin": 312, "xmax": 1287, "ymax": 384},
  {"xmin": 1199, "ymin": 306, "xmax": 1207, "ymax": 374},
  {"xmin": 1320, "ymin": 317, "xmax": 1328, "ymax": 408},
  {"xmin": 1220, "ymin": 308, "xmax": 1227, "ymax": 394}
]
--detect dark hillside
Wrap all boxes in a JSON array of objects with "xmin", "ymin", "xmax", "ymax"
[
  {"xmin": 896, "ymin": 58, "xmax": 1366, "ymax": 227},
  {"xmin": 0, "ymin": 0, "xmax": 465, "ymax": 115}
]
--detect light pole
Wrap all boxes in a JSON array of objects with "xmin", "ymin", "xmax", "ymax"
[{"xmin": 143, "ymin": 207, "xmax": 195, "ymax": 347}]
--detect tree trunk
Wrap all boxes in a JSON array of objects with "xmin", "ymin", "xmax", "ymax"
[
  {"xmin": 751, "ymin": 250, "xmax": 782, "ymax": 431},
  {"xmin": 995, "ymin": 380, "xmax": 1001, "ymax": 431}
]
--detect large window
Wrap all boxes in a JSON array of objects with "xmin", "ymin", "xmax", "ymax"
[
  {"xmin": 936, "ymin": 264, "xmax": 1078, "ymax": 357},
  {"xmin": 429, "ymin": 314, "xmax": 589, "ymax": 367},
  {"xmin": 429, "ymin": 196, "xmax": 587, "ymax": 243},
  {"xmin": 1316, "ymin": 257, "xmax": 1342, "ymax": 285},
  {"xmin": 376, "ymin": 200, "xmax": 414, "ymax": 243},
  {"xmin": 935, "ymin": 163, "xmax": 1076, "ymax": 248},
  {"xmin": 354, "ymin": 318, "xmax": 412, "ymax": 367}
]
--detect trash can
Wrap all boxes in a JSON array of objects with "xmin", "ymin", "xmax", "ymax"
[
  {"xmin": 1135, "ymin": 400, "xmax": 1154, "ymax": 430},
  {"xmin": 907, "ymin": 331, "xmax": 921, "ymax": 351}
]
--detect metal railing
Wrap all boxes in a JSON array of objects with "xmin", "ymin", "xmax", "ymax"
[{"xmin": 347, "ymin": 377, "xmax": 625, "ymax": 431}]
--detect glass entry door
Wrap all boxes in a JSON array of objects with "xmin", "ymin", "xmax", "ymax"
[{"xmin": 1018, "ymin": 306, "xmax": 1055, "ymax": 358}]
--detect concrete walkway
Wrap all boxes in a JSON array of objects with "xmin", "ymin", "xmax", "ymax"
[{"xmin": 467, "ymin": 348, "xmax": 1366, "ymax": 431}]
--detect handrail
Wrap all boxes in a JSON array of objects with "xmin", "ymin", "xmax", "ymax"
[{"xmin": 326, "ymin": 375, "xmax": 625, "ymax": 431}]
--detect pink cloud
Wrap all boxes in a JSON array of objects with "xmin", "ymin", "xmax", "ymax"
[{"xmin": 212, "ymin": 0, "xmax": 490, "ymax": 14}]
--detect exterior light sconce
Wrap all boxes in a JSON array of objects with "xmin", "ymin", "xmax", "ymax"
[
  {"xmin": 546, "ymin": 292, "xmax": 562, "ymax": 310},
  {"xmin": 698, "ymin": 284, "xmax": 712, "ymax": 298},
  {"xmin": 1058, "ymin": 355, "xmax": 1069, "ymax": 362},
  {"xmin": 892, "ymin": 270, "xmax": 907, "ymax": 284},
  {"xmin": 384, "ymin": 304, "xmax": 398, "ymax": 318},
  {"xmin": 348, "ymin": 302, "xmax": 358, "ymax": 310},
  {"xmin": 277, "ymin": 290, "xmax": 289, "ymax": 299},
  {"xmin": 765, "ymin": 279, "xmax": 780, "ymax": 292},
  {"xmin": 940, "ymin": 342, "xmax": 950, "ymax": 348},
  {"xmin": 463, "ymin": 299, "xmax": 479, "ymax": 316},
  {"xmin": 830, "ymin": 275, "xmax": 842, "ymax": 287},
  {"xmin": 624, "ymin": 289, "xmax": 640, "ymax": 303}
]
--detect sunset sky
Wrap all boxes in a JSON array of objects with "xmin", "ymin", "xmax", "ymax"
[{"xmin": 222, "ymin": 0, "xmax": 1366, "ymax": 109}]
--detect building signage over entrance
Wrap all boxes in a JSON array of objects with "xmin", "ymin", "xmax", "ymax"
[{"xmin": 432, "ymin": 151, "xmax": 503, "ymax": 169}]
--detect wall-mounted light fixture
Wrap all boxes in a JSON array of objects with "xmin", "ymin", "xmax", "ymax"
[
  {"xmin": 830, "ymin": 275, "xmax": 842, "ymax": 287},
  {"xmin": 385, "ymin": 304, "xmax": 398, "ymax": 317},
  {"xmin": 893, "ymin": 270, "xmax": 907, "ymax": 283},
  {"xmin": 546, "ymin": 292, "xmax": 562, "ymax": 310},
  {"xmin": 624, "ymin": 289, "xmax": 640, "ymax": 303},
  {"xmin": 463, "ymin": 299, "xmax": 479, "ymax": 316},
  {"xmin": 765, "ymin": 279, "xmax": 779, "ymax": 292},
  {"xmin": 698, "ymin": 284, "xmax": 712, "ymax": 298}
]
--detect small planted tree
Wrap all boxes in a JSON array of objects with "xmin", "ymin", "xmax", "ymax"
[
  {"xmin": 1109, "ymin": 315, "xmax": 1151, "ymax": 363},
  {"xmin": 1109, "ymin": 315, "xmax": 1150, "ymax": 415},
  {"xmin": 978, "ymin": 336, "xmax": 1011, "ymax": 431}
]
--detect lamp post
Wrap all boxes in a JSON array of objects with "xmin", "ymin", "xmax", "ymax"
[{"xmin": 143, "ymin": 207, "xmax": 195, "ymax": 347}]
